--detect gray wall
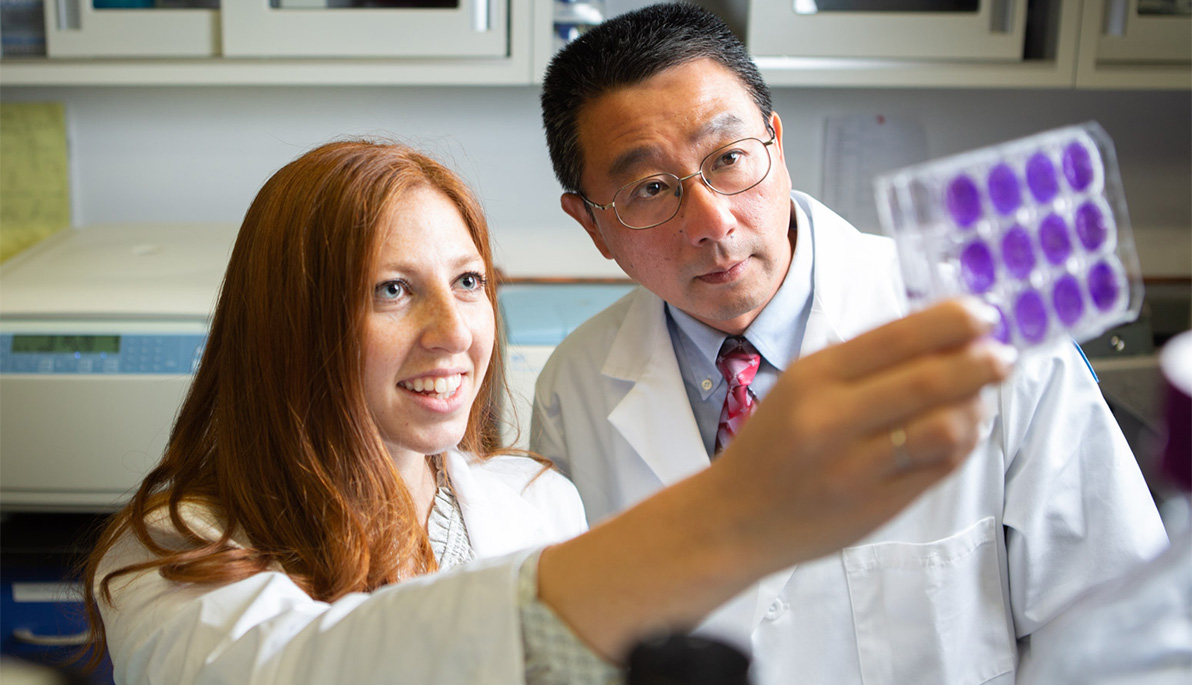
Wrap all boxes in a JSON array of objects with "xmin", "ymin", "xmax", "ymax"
[{"xmin": 1, "ymin": 85, "xmax": 1189, "ymax": 278}]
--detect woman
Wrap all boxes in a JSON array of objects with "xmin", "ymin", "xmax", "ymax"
[{"xmin": 83, "ymin": 140, "xmax": 1011, "ymax": 684}]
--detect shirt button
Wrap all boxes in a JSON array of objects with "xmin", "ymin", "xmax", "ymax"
[
  {"xmin": 764, "ymin": 599, "xmax": 787, "ymax": 621},
  {"xmin": 701, "ymin": 378, "xmax": 713, "ymax": 391}
]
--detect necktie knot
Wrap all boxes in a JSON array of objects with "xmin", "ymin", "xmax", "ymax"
[
  {"xmin": 716, "ymin": 336, "xmax": 760, "ymax": 389},
  {"xmin": 715, "ymin": 336, "xmax": 760, "ymax": 454}
]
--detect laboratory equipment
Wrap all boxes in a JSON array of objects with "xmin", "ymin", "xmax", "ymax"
[
  {"xmin": 875, "ymin": 121, "xmax": 1143, "ymax": 351},
  {"xmin": 498, "ymin": 280, "xmax": 635, "ymax": 450},
  {"xmin": 0, "ymin": 222, "xmax": 237, "ymax": 684},
  {"xmin": 0, "ymin": 223, "xmax": 239, "ymax": 511},
  {"xmin": 1159, "ymin": 330, "xmax": 1191, "ymax": 491}
]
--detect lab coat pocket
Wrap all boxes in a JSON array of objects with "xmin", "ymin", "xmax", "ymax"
[{"xmin": 843, "ymin": 516, "xmax": 1014, "ymax": 685}]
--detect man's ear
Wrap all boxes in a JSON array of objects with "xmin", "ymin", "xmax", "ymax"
[
  {"xmin": 561, "ymin": 193, "xmax": 615, "ymax": 260},
  {"xmin": 769, "ymin": 110, "xmax": 786, "ymax": 166}
]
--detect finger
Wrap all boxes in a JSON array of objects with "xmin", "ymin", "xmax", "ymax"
[
  {"xmin": 842, "ymin": 337, "xmax": 1013, "ymax": 438},
  {"xmin": 873, "ymin": 395, "xmax": 989, "ymax": 478},
  {"xmin": 821, "ymin": 297, "xmax": 1002, "ymax": 382},
  {"xmin": 773, "ymin": 411, "xmax": 987, "ymax": 558},
  {"xmin": 840, "ymin": 400, "xmax": 990, "ymax": 529},
  {"xmin": 881, "ymin": 406, "xmax": 992, "ymax": 497},
  {"xmin": 791, "ymin": 393, "xmax": 986, "ymax": 495}
]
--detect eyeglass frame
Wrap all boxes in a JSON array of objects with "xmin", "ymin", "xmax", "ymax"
[{"xmin": 578, "ymin": 126, "xmax": 778, "ymax": 230}]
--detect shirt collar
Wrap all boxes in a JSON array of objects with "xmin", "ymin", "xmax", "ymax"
[{"xmin": 745, "ymin": 199, "xmax": 813, "ymax": 372}]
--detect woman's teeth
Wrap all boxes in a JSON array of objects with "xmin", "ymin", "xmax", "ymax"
[{"xmin": 399, "ymin": 375, "xmax": 463, "ymax": 399}]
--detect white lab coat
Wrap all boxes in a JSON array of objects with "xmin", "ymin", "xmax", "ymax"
[
  {"xmin": 1017, "ymin": 506, "xmax": 1192, "ymax": 684},
  {"xmin": 531, "ymin": 191, "xmax": 1169, "ymax": 685},
  {"xmin": 97, "ymin": 449, "xmax": 588, "ymax": 685}
]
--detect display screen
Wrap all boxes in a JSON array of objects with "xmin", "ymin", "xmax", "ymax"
[
  {"xmin": 11, "ymin": 335, "xmax": 121, "ymax": 354},
  {"xmin": 796, "ymin": 1, "xmax": 979, "ymax": 11}
]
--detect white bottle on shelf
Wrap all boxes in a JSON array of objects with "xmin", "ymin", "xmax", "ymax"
[{"xmin": 552, "ymin": 0, "xmax": 604, "ymax": 52}]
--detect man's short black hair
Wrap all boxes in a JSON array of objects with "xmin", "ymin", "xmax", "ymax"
[{"xmin": 541, "ymin": 2, "xmax": 773, "ymax": 196}]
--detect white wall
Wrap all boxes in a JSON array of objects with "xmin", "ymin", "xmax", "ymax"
[{"xmin": 1, "ymin": 85, "xmax": 1189, "ymax": 277}]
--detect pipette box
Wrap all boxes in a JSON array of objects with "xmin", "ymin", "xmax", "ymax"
[{"xmin": 874, "ymin": 122, "xmax": 1143, "ymax": 351}]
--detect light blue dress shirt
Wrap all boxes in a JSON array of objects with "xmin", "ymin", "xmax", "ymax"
[{"xmin": 666, "ymin": 200, "xmax": 816, "ymax": 457}]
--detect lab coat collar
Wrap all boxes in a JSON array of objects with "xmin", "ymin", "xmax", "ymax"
[
  {"xmin": 795, "ymin": 191, "xmax": 906, "ymax": 357},
  {"xmin": 603, "ymin": 290, "xmax": 711, "ymax": 485},
  {"xmin": 443, "ymin": 449, "xmax": 545, "ymax": 558}
]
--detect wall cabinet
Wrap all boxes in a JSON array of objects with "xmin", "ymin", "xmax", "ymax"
[
  {"xmin": 44, "ymin": 1, "xmax": 218, "ymax": 58},
  {"xmin": 43, "ymin": 0, "xmax": 507, "ymax": 59},
  {"xmin": 735, "ymin": 0, "xmax": 1188, "ymax": 88},
  {"xmin": 746, "ymin": 0, "xmax": 1029, "ymax": 62},
  {"xmin": 1076, "ymin": 0, "xmax": 1192, "ymax": 88},
  {"xmin": 0, "ymin": 0, "xmax": 1187, "ymax": 88},
  {"xmin": 3, "ymin": 0, "xmax": 535, "ymax": 84},
  {"xmin": 220, "ymin": 1, "xmax": 508, "ymax": 58}
]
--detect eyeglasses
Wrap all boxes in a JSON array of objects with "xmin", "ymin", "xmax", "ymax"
[{"xmin": 581, "ymin": 129, "xmax": 777, "ymax": 230}]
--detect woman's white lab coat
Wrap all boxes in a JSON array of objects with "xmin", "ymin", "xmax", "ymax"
[
  {"xmin": 531, "ymin": 191, "xmax": 1169, "ymax": 685},
  {"xmin": 97, "ymin": 450, "xmax": 587, "ymax": 685}
]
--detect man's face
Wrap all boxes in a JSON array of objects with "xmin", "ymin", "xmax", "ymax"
[{"xmin": 561, "ymin": 58, "xmax": 795, "ymax": 335}]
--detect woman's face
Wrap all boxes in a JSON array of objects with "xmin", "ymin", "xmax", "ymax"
[{"xmin": 361, "ymin": 185, "xmax": 494, "ymax": 462}]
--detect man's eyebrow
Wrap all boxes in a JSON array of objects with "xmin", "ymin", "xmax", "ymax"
[
  {"xmin": 605, "ymin": 113, "xmax": 751, "ymax": 182},
  {"xmin": 607, "ymin": 146, "xmax": 654, "ymax": 182},
  {"xmin": 692, "ymin": 113, "xmax": 748, "ymax": 144}
]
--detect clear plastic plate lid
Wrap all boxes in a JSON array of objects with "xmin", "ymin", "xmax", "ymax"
[{"xmin": 874, "ymin": 121, "xmax": 1144, "ymax": 351}]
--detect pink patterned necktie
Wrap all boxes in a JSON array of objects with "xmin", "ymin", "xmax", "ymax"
[{"xmin": 715, "ymin": 336, "xmax": 761, "ymax": 454}]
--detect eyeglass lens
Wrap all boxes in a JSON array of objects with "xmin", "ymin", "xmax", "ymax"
[{"xmin": 614, "ymin": 137, "xmax": 773, "ymax": 229}]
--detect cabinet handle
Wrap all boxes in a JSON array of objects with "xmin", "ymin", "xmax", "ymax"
[
  {"xmin": 990, "ymin": 0, "xmax": 1015, "ymax": 34},
  {"xmin": 12, "ymin": 628, "xmax": 89, "ymax": 647},
  {"xmin": 473, "ymin": 0, "xmax": 492, "ymax": 33},
  {"xmin": 1103, "ymin": 0, "xmax": 1130, "ymax": 36},
  {"xmin": 55, "ymin": 0, "xmax": 81, "ymax": 32}
]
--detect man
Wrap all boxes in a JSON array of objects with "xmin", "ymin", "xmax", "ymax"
[{"xmin": 531, "ymin": 4, "xmax": 1168, "ymax": 683}]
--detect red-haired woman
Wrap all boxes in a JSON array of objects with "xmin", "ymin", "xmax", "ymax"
[{"xmin": 83, "ymin": 140, "xmax": 1010, "ymax": 684}]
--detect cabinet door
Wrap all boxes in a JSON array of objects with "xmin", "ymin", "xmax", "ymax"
[
  {"xmin": 746, "ymin": 0, "xmax": 1028, "ymax": 61},
  {"xmin": 43, "ymin": 0, "xmax": 219, "ymax": 58},
  {"xmin": 221, "ymin": 0, "xmax": 508, "ymax": 58},
  {"xmin": 1091, "ymin": 0, "xmax": 1190, "ymax": 64}
]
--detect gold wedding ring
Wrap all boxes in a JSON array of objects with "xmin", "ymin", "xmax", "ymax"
[{"xmin": 890, "ymin": 427, "xmax": 912, "ymax": 472}]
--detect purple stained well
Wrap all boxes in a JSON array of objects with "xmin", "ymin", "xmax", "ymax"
[
  {"xmin": 1026, "ymin": 152, "xmax": 1059, "ymax": 203},
  {"xmin": 1088, "ymin": 260, "xmax": 1122, "ymax": 312},
  {"xmin": 960, "ymin": 240, "xmax": 997, "ymax": 294},
  {"xmin": 1074, "ymin": 201, "xmax": 1108, "ymax": 251},
  {"xmin": 987, "ymin": 163, "xmax": 1022, "ymax": 216},
  {"xmin": 992, "ymin": 304, "xmax": 1011, "ymax": 344},
  {"xmin": 1039, "ymin": 213, "xmax": 1073, "ymax": 265},
  {"xmin": 947, "ymin": 174, "xmax": 982, "ymax": 228},
  {"xmin": 1052, "ymin": 274, "xmax": 1085, "ymax": 327},
  {"xmin": 1062, "ymin": 140, "xmax": 1096, "ymax": 192},
  {"xmin": 1014, "ymin": 289, "xmax": 1050, "ymax": 344},
  {"xmin": 1001, "ymin": 225, "xmax": 1036, "ymax": 280}
]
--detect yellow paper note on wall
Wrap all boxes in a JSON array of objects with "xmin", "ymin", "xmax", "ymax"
[{"xmin": 1, "ymin": 102, "xmax": 71, "ymax": 263}]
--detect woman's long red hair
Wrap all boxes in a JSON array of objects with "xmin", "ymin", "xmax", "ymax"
[{"xmin": 80, "ymin": 140, "xmax": 510, "ymax": 667}]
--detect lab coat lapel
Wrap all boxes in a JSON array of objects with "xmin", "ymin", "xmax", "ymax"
[
  {"xmin": 603, "ymin": 289, "xmax": 709, "ymax": 486},
  {"xmin": 445, "ymin": 450, "xmax": 544, "ymax": 558},
  {"xmin": 796, "ymin": 193, "xmax": 905, "ymax": 359},
  {"xmin": 602, "ymin": 292, "xmax": 761, "ymax": 646}
]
